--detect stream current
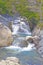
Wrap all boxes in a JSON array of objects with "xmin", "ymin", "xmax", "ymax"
[{"xmin": 0, "ymin": 15, "xmax": 43, "ymax": 65}]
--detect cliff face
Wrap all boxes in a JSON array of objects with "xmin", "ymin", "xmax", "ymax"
[
  {"xmin": 32, "ymin": 25, "xmax": 43, "ymax": 58},
  {"xmin": 32, "ymin": 22, "xmax": 43, "ymax": 36}
]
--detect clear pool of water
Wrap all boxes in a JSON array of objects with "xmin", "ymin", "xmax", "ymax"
[{"xmin": 0, "ymin": 48, "xmax": 43, "ymax": 65}]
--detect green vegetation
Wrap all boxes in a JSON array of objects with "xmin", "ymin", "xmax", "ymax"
[
  {"xmin": 0, "ymin": 0, "xmax": 7, "ymax": 14},
  {"xmin": 0, "ymin": 0, "xmax": 43, "ymax": 30},
  {"xmin": 37, "ymin": 22, "xmax": 43, "ymax": 29},
  {"xmin": 0, "ymin": 0, "xmax": 39, "ymax": 20}
]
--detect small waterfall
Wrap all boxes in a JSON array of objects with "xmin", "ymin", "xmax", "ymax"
[
  {"xmin": 5, "ymin": 17, "xmax": 35, "ymax": 52},
  {"xmin": 12, "ymin": 25, "xmax": 19, "ymax": 35},
  {"xmin": 12, "ymin": 17, "xmax": 31, "ymax": 36}
]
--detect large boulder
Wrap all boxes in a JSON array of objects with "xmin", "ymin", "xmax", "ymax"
[
  {"xmin": 0, "ymin": 57, "xmax": 20, "ymax": 65},
  {"xmin": 0, "ymin": 22, "xmax": 13, "ymax": 47}
]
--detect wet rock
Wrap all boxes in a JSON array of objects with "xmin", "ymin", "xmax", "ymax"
[
  {"xmin": 26, "ymin": 36, "xmax": 40, "ymax": 45},
  {"xmin": 0, "ymin": 57, "xmax": 20, "ymax": 65},
  {"xmin": 12, "ymin": 37, "xmax": 28, "ymax": 48},
  {"xmin": 8, "ymin": 21, "xmax": 13, "ymax": 32},
  {"xmin": 26, "ymin": 36, "xmax": 33, "ymax": 43},
  {"xmin": 0, "ymin": 22, "xmax": 13, "ymax": 47},
  {"xmin": 18, "ymin": 39, "xmax": 28, "ymax": 47}
]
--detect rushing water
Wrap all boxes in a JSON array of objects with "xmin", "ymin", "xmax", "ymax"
[{"xmin": 0, "ymin": 15, "xmax": 43, "ymax": 65}]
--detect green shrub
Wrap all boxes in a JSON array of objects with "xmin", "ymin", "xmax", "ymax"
[{"xmin": 37, "ymin": 22, "xmax": 43, "ymax": 29}]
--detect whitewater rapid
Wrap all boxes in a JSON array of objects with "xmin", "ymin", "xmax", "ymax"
[
  {"xmin": 4, "ymin": 17, "xmax": 35, "ymax": 52},
  {"xmin": 4, "ymin": 44, "xmax": 35, "ymax": 53}
]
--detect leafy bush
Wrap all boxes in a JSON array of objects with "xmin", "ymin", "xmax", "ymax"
[
  {"xmin": 29, "ymin": 17, "xmax": 39, "ymax": 31},
  {"xmin": 37, "ymin": 22, "xmax": 43, "ymax": 29}
]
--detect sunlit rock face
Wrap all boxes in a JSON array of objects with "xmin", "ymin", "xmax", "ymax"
[{"xmin": 0, "ymin": 22, "xmax": 13, "ymax": 47}]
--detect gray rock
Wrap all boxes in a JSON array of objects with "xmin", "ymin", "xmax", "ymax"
[
  {"xmin": 0, "ymin": 22, "xmax": 13, "ymax": 47},
  {"xmin": 32, "ymin": 27, "xmax": 43, "ymax": 58},
  {"xmin": 0, "ymin": 57, "xmax": 20, "ymax": 65}
]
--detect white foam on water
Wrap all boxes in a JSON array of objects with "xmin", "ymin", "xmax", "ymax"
[
  {"xmin": 12, "ymin": 25, "xmax": 19, "ymax": 35},
  {"xmin": 4, "ymin": 43, "xmax": 35, "ymax": 52},
  {"xmin": 4, "ymin": 17, "xmax": 34, "ymax": 52},
  {"xmin": 22, "ymin": 44, "xmax": 35, "ymax": 51},
  {"xmin": 12, "ymin": 17, "xmax": 31, "ymax": 35},
  {"xmin": 5, "ymin": 46, "xmax": 21, "ymax": 49}
]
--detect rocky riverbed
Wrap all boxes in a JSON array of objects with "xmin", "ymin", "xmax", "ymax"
[{"xmin": 0, "ymin": 15, "xmax": 43, "ymax": 65}]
